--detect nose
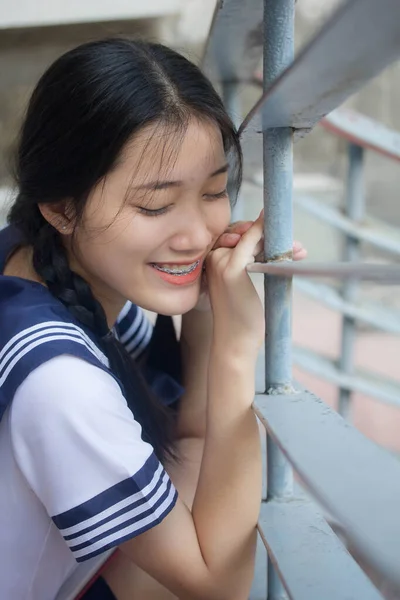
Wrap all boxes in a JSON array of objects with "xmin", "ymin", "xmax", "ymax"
[{"xmin": 169, "ymin": 205, "xmax": 213, "ymax": 255}]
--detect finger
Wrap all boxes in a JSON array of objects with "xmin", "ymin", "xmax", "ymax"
[
  {"xmin": 226, "ymin": 221, "xmax": 253, "ymax": 236},
  {"xmin": 293, "ymin": 240, "xmax": 303, "ymax": 251},
  {"xmin": 253, "ymin": 238, "xmax": 264, "ymax": 259},
  {"xmin": 213, "ymin": 232, "xmax": 241, "ymax": 250},
  {"xmin": 230, "ymin": 212, "xmax": 264, "ymax": 270},
  {"xmin": 293, "ymin": 248, "xmax": 308, "ymax": 261}
]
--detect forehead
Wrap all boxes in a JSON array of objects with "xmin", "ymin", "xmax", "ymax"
[{"xmin": 119, "ymin": 118, "xmax": 226, "ymax": 185}]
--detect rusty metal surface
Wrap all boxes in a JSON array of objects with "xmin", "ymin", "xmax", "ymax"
[
  {"xmin": 240, "ymin": 0, "xmax": 400, "ymax": 134},
  {"xmin": 322, "ymin": 109, "xmax": 400, "ymax": 163},
  {"xmin": 202, "ymin": 0, "xmax": 263, "ymax": 84},
  {"xmin": 254, "ymin": 390, "xmax": 400, "ymax": 591},
  {"xmin": 247, "ymin": 260, "xmax": 400, "ymax": 283}
]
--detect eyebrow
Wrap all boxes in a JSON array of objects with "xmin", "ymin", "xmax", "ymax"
[{"xmin": 134, "ymin": 163, "xmax": 229, "ymax": 191}]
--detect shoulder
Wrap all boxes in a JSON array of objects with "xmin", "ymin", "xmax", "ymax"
[
  {"xmin": 11, "ymin": 354, "xmax": 128, "ymax": 430},
  {"xmin": 0, "ymin": 276, "xmax": 109, "ymax": 415}
]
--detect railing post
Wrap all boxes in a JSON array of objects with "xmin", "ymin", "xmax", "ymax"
[
  {"xmin": 338, "ymin": 143, "xmax": 365, "ymax": 418},
  {"xmin": 263, "ymin": 0, "xmax": 295, "ymax": 598},
  {"xmin": 222, "ymin": 81, "xmax": 243, "ymax": 221}
]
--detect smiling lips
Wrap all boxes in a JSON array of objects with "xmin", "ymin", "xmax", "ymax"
[{"xmin": 150, "ymin": 259, "xmax": 202, "ymax": 286}]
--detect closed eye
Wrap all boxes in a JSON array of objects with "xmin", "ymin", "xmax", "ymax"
[
  {"xmin": 137, "ymin": 205, "xmax": 170, "ymax": 217},
  {"xmin": 204, "ymin": 189, "xmax": 228, "ymax": 200},
  {"xmin": 137, "ymin": 189, "xmax": 228, "ymax": 216}
]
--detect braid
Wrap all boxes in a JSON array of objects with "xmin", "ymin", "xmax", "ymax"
[
  {"xmin": 32, "ymin": 223, "xmax": 109, "ymax": 335},
  {"xmin": 10, "ymin": 207, "xmax": 175, "ymax": 463}
]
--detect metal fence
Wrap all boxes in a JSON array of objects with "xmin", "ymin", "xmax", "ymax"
[
  {"xmin": 203, "ymin": 0, "xmax": 400, "ymax": 598},
  {"xmin": 294, "ymin": 109, "xmax": 400, "ymax": 417}
]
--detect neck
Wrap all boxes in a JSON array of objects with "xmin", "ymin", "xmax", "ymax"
[
  {"xmin": 5, "ymin": 245, "xmax": 125, "ymax": 328},
  {"xmin": 66, "ymin": 254, "xmax": 126, "ymax": 328},
  {"xmin": 4, "ymin": 245, "xmax": 44, "ymax": 285}
]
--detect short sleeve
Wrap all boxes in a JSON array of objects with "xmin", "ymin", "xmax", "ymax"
[{"xmin": 10, "ymin": 355, "xmax": 178, "ymax": 563}]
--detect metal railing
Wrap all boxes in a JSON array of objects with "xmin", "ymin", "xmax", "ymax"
[
  {"xmin": 203, "ymin": 0, "xmax": 400, "ymax": 598},
  {"xmin": 294, "ymin": 109, "xmax": 400, "ymax": 417}
]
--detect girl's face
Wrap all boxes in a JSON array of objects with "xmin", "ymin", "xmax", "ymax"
[{"xmin": 67, "ymin": 118, "xmax": 231, "ymax": 322}]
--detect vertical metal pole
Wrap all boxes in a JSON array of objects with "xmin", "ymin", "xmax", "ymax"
[
  {"xmin": 338, "ymin": 143, "xmax": 365, "ymax": 418},
  {"xmin": 263, "ymin": 0, "xmax": 295, "ymax": 598},
  {"xmin": 222, "ymin": 82, "xmax": 244, "ymax": 222}
]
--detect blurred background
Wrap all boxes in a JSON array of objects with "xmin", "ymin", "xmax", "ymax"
[{"xmin": 0, "ymin": 0, "xmax": 399, "ymax": 457}]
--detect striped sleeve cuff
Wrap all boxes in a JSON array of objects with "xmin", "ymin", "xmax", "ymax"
[
  {"xmin": 115, "ymin": 302, "xmax": 153, "ymax": 360},
  {"xmin": 52, "ymin": 454, "xmax": 178, "ymax": 562}
]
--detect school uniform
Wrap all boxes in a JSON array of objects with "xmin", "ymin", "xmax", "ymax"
[{"xmin": 0, "ymin": 225, "xmax": 183, "ymax": 600}]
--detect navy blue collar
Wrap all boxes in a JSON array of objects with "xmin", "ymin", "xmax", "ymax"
[{"xmin": 0, "ymin": 225, "xmax": 22, "ymax": 274}]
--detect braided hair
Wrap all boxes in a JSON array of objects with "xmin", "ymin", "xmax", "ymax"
[
  {"xmin": 8, "ymin": 38, "xmax": 243, "ymax": 463},
  {"xmin": 8, "ymin": 203, "xmax": 176, "ymax": 462}
]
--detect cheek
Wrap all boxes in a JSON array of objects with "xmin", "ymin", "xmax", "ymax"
[
  {"xmin": 72, "ymin": 217, "xmax": 144, "ymax": 276},
  {"xmin": 208, "ymin": 198, "xmax": 232, "ymax": 239}
]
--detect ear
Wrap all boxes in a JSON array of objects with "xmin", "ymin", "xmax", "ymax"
[{"xmin": 38, "ymin": 200, "xmax": 76, "ymax": 235}]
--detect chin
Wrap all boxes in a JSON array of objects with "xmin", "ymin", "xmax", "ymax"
[{"xmin": 138, "ymin": 287, "xmax": 200, "ymax": 316}]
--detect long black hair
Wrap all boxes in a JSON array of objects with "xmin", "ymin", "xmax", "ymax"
[{"xmin": 8, "ymin": 38, "xmax": 243, "ymax": 463}]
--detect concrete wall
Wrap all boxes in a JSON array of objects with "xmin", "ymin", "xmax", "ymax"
[
  {"xmin": 0, "ymin": 14, "xmax": 183, "ymax": 183},
  {"xmin": 0, "ymin": 0, "xmax": 182, "ymax": 29}
]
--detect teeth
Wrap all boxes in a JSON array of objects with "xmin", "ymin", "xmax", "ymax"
[{"xmin": 152, "ymin": 260, "xmax": 200, "ymax": 275}]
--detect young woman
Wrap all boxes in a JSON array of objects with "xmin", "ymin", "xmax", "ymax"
[{"xmin": 0, "ymin": 38, "xmax": 306, "ymax": 600}]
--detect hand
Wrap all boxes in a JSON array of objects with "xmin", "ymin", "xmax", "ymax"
[
  {"xmin": 206, "ymin": 212, "xmax": 265, "ymax": 354},
  {"xmin": 194, "ymin": 220, "xmax": 307, "ymax": 311},
  {"xmin": 215, "ymin": 221, "xmax": 307, "ymax": 261}
]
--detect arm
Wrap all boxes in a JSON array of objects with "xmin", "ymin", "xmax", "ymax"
[
  {"xmin": 176, "ymin": 308, "xmax": 213, "ymax": 439},
  {"xmin": 120, "ymin": 216, "xmax": 265, "ymax": 600},
  {"xmin": 121, "ymin": 346, "xmax": 261, "ymax": 600},
  {"xmin": 176, "ymin": 237, "xmax": 307, "ymax": 439}
]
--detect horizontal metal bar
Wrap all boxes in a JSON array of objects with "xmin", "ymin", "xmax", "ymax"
[
  {"xmin": 254, "ymin": 391, "xmax": 400, "ymax": 590},
  {"xmin": 293, "ymin": 345, "xmax": 400, "ymax": 408},
  {"xmin": 321, "ymin": 108, "xmax": 400, "ymax": 162},
  {"xmin": 294, "ymin": 194, "xmax": 400, "ymax": 257},
  {"xmin": 294, "ymin": 278, "xmax": 400, "ymax": 335},
  {"xmin": 202, "ymin": 0, "xmax": 263, "ymax": 84},
  {"xmin": 240, "ymin": 0, "xmax": 400, "ymax": 134},
  {"xmin": 247, "ymin": 260, "xmax": 400, "ymax": 284},
  {"xmin": 258, "ymin": 499, "xmax": 382, "ymax": 600}
]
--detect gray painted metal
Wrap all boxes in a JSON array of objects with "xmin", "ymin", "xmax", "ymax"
[
  {"xmin": 322, "ymin": 108, "xmax": 400, "ymax": 162},
  {"xmin": 262, "ymin": 1, "xmax": 295, "ymax": 597},
  {"xmin": 262, "ymin": 0, "xmax": 295, "ymax": 488},
  {"xmin": 240, "ymin": 0, "xmax": 400, "ymax": 134},
  {"xmin": 338, "ymin": 144, "xmax": 365, "ymax": 418},
  {"xmin": 293, "ymin": 345, "xmax": 400, "ymax": 408},
  {"xmin": 202, "ymin": 0, "xmax": 263, "ymax": 84},
  {"xmin": 258, "ymin": 499, "xmax": 383, "ymax": 600},
  {"xmin": 293, "ymin": 194, "xmax": 400, "ymax": 257},
  {"xmin": 247, "ymin": 260, "xmax": 400, "ymax": 283},
  {"xmin": 294, "ymin": 279, "xmax": 400, "ymax": 335},
  {"xmin": 254, "ymin": 391, "xmax": 400, "ymax": 591}
]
